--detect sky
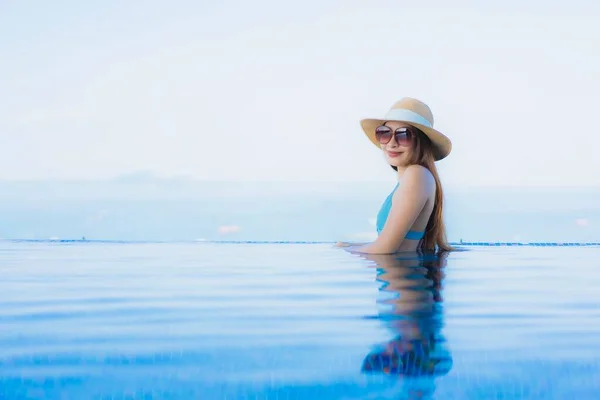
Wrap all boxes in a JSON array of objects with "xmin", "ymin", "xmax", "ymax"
[{"xmin": 2, "ymin": 0, "xmax": 600, "ymax": 187}]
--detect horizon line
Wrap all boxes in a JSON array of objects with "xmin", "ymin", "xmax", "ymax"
[{"xmin": 2, "ymin": 239, "xmax": 599, "ymax": 247}]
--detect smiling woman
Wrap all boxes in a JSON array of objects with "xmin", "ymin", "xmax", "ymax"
[{"xmin": 336, "ymin": 98, "xmax": 453, "ymax": 254}]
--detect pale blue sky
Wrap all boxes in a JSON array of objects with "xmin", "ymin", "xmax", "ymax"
[{"xmin": 2, "ymin": 0, "xmax": 599, "ymax": 186}]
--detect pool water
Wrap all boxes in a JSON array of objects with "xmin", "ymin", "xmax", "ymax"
[{"xmin": 1, "ymin": 242, "xmax": 599, "ymax": 399}]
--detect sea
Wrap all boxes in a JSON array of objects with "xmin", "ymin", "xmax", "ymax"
[{"xmin": 0, "ymin": 180, "xmax": 598, "ymax": 243}]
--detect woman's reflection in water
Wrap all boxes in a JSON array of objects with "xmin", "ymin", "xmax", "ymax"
[{"xmin": 358, "ymin": 251, "xmax": 452, "ymax": 383}]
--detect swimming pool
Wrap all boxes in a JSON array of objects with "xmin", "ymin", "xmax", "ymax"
[{"xmin": 1, "ymin": 241, "xmax": 599, "ymax": 399}]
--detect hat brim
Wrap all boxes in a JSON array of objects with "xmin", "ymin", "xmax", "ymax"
[{"xmin": 360, "ymin": 119, "xmax": 452, "ymax": 161}]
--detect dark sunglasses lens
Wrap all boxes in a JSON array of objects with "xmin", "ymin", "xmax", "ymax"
[
  {"xmin": 375, "ymin": 126, "xmax": 392, "ymax": 143},
  {"xmin": 395, "ymin": 128, "xmax": 412, "ymax": 144}
]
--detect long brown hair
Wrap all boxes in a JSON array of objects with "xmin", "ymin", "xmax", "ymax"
[{"xmin": 391, "ymin": 127, "xmax": 452, "ymax": 253}]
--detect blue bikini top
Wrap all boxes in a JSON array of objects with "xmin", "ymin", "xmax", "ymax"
[{"xmin": 376, "ymin": 182, "xmax": 425, "ymax": 240}]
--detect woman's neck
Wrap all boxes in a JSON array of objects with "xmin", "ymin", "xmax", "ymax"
[{"xmin": 395, "ymin": 165, "xmax": 408, "ymax": 180}]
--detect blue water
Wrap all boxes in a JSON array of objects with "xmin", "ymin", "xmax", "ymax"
[{"xmin": 2, "ymin": 241, "xmax": 599, "ymax": 399}]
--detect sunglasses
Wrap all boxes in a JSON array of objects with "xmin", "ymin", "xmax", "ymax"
[{"xmin": 375, "ymin": 125, "xmax": 414, "ymax": 146}]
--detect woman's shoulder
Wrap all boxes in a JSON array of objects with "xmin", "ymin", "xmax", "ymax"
[
  {"xmin": 393, "ymin": 165, "xmax": 436, "ymax": 200},
  {"xmin": 402, "ymin": 165, "xmax": 435, "ymax": 186}
]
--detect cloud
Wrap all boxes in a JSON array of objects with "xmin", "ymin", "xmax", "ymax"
[
  {"xmin": 575, "ymin": 218, "xmax": 590, "ymax": 227},
  {"xmin": 217, "ymin": 225, "xmax": 242, "ymax": 235}
]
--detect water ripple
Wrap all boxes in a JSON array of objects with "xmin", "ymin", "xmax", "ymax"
[{"xmin": 1, "ymin": 242, "xmax": 600, "ymax": 399}]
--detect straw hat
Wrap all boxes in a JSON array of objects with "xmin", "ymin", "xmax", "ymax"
[{"xmin": 360, "ymin": 97, "xmax": 452, "ymax": 161}]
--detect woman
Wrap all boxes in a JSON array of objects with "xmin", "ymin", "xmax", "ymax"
[{"xmin": 336, "ymin": 97, "xmax": 453, "ymax": 254}]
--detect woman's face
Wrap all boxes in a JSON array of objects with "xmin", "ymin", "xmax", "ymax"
[{"xmin": 376, "ymin": 121, "xmax": 415, "ymax": 168}]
